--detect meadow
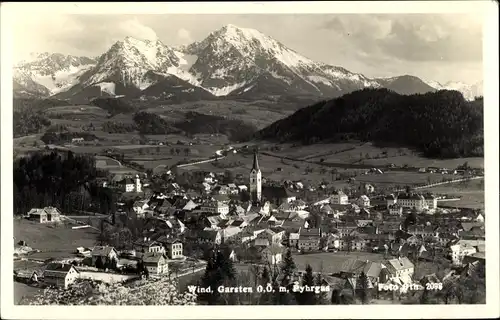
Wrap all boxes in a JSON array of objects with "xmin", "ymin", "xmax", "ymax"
[
  {"xmin": 266, "ymin": 142, "xmax": 483, "ymax": 169},
  {"xmin": 420, "ymin": 179, "xmax": 485, "ymax": 209},
  {"xmin": 13, "ymin": 218, "xmax": 99, "ymax": 260}
]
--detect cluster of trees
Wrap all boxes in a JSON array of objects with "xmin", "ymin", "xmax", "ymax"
[
  {"xmin": 133, "ymin": 112, "xmax": 178, "ymax": 134},
  {"xmin": 101, "ymin": 121, "xmax": 137, "ymax": 133},
  {"xmin": 256, "ymin": 89, "xmax": 484, "ymax": 158},
  {"xmin": 40, "ymin": 131, "xmax": 99, "ymax": 144},
  {"xmin": 175, "ymin": 111, "xmax": 258, "ymax": 142},
  {"xmin": 13, "ymin": 111, "xmax": 51, "ymax": 137},
  {"xmin": 13, "ymin": 151, "xmax": 114, "ymax": 215}
]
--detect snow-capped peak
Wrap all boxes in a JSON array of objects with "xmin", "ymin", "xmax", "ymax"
[
  {"xmin": 14, "ymin": 52, "xmax": 97, "ymax": 96},
  {"xmin": 424, "ymin": 79, "xmax": 483, "ymax": 100}
]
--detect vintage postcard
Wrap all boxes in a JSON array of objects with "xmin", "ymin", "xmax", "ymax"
[{"xmin": 1, "ymin": 1, "xmax": 498, "ymax": 319}]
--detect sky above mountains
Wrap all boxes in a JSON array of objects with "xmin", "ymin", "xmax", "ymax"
[{"xmin": 13, "ymin": 13, "xmax": 483, "ymax": 85}]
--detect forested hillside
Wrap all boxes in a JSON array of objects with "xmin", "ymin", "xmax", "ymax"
[
  {"xmin": 13, "ymin": 151, "xmax": 114, "ymax": 215},
  {"xmin": 256, "ymin": 89, "xmax": 484, "ymax": 158}
]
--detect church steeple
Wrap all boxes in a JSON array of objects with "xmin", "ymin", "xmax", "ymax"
[
  {"xmin": 251, "ymin": 149, "xmax": 260, "ymax": 171},
  {"xmin": 249, "ymin": 148, "xmax": 262, "ymax": 204}
]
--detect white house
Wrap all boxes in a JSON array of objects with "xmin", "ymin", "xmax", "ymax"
[
  {"xmin": 357, "ymin": 195, "xmax": 370, "ymax": 208},
  {"xmin": 330, "ymin": 190, "xmax": 349, "ymax": 205},
  {"xmin": 142, "ymin": 252, "xmax": 168, "ymax": 275},
  {"xmin": 163, "ymin": 239, "xmax": 183, "ymax": 259},
  {"xmin": 27, "ymin": 207, "xmax": 62, "ymax": 223},
  {"xmin": 43, "ymin": 263, "xmax": 80, "ymax": 289},
  {"xmin": 423, "ymin": 194, "xmax": 438, "ymax": 210},
  {"xmin": 449, "ymin": 243, "xmax": 477, "ymax": 266},
  {"xmin": 385, "ymin": 257, "xmax": 414, "ymax": 284},
  {"xmin": 395, "ymin": 193, "xmax": 427, "ymax": 212}
]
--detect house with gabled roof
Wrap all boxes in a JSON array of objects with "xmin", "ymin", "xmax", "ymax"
[
  {"xmin": 43, "ymin": 263, "xmax": 80, "ymax": 289},
  {"xmin": 91, "ymin": 246, "xmax": 118, "ymax": 266},
  {"xmin": 158, "ymin": 238, "xmax": 183, "ymax": 259},
  {"xmin": 198, "ymin": 229, "xmax": 222, "ymax": 245},
  {"xmin": 142, "ymin": 252, "xmax": 168, "ymax": 275},
  {"xmin": 298, "ymin": 227, "xmax": 321, "ymax": 252},
  {"xmin": 330, "ymin": 190, "xmax": 349, "ymax": 205},
  {"xmin": 385, "ymin": 257, "xmax": 414, "ymax": 284},
  {"xmin": 134, "ymin": 239, "xmax": 165, "ymax": 254},
  {"xmin": 27, "ymin": 207, "xmax": 62, "ymax": 223}
]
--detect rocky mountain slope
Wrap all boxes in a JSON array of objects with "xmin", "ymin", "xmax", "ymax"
[{"xmin": 13, "ymin": 25, "xmax": 482, "ymax": 102}]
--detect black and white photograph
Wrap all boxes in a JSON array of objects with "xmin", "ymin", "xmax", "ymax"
[{"xmin": 1, "ymin": 1, "xmax": 498, "ymax": 319}]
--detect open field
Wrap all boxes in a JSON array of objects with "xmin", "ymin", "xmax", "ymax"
[
  {"xmin": 179, "ymin": 151, "xmax": 344, "ymax": 186},
  {"xmin": 419, "ymin": 179, "xmax": 485, "ymax": 209},
  {"xmin": 14, "ymin": 219, "xmax": 99, "ymax": 260},
  {"xmin": 143, "ymin": 99, "xmax": 296, "ymax": 130},
  {"xmin": 266, "ymin": 142, "xmax": 484, "ymax": 169},
  {"xmin": 355, "ymin": 172, "xmax": 460, "ymax": 187},
  {"xmin": 292, "ymin": 252, "xmax": 386, "ymax": 275},
  {"xmin": 14, "ymin": 282, "xmax": 44, "ymax": 305}
]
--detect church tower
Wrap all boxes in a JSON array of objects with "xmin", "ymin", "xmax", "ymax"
[{"xmin": 249, "ymin": 149, "xmax": 262, "ymax": 204}]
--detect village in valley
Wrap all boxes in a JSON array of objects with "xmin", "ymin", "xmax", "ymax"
[
  {"xmin": 13, "ymin": 141, "xmax": 486, "ymax": 305},
  {"xmin": 9, "ymin": 9, "xmax": 489, "ymax": 308}
]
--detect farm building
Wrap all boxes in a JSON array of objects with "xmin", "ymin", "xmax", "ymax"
[
  {"xmin": 26, "ymin": 207, "xmax": 62, "ymax": 223},
  {"xmin": 43, "ymin": 263, "xmax": 80, "ymax": 289},
  {"xmin": 91, "ymin": 246, "xmax": 118, "ymax": 266},
  {"xmin": 142, "ymin": 252, "xmax": 169, "ymax": 275}
]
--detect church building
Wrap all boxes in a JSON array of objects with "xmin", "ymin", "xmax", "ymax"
[{"xmin": 249, "ymin": 150, "xmax": 262, "ymax": 204}]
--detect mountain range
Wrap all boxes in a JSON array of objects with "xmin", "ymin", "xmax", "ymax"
[{"xmin": 13, "ymin": 24, "xmax": 483, "ymax": 103}]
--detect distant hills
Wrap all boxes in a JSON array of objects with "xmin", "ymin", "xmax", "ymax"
[
  {"xmin": 255, "ymin": 88, "xmax": 484, "ymax": 159},
  {"xmin": 13, "ymin": 24, "xmax": 482, "ymax": 104}
]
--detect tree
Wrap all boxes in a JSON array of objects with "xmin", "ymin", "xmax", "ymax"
[
  {"xmin": 295, "ymin": 264, "xmax": 316, "ymax": 305},
  {"xmin": 280, "ymin": 249, "xmax": 296, "ymax": 285},
  {"xmin": 198, "ymin": 249, "xmax": 236, "ymax": 305},
  {"xmin": 314, "ymin": 273, "xmax": 328, "ymax": 304},
  {"xmin": 95, "ymin": 256, "xmax": 104, "ymax": 270},
  {"xmin": 358, "ymin": 271, "xmax": 370, "ymax": 304}
]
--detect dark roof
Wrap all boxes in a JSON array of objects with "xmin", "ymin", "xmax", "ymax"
[
  {"xmin": 45, "ymin": 263, "xmax": 74, "ymax": 272},
  {"xmin": 299, "ymin": 228, "xmax": 321, "ymax": 237},
  {"xmin": 397, "ymin": 193, "xmax": 424, "ymax": 200},
  {"xmin": 91, "ymin": 246, "xmax": 116, "ymax": 257},
  {"xmin": 251, "ymin": 150, "xmax": 260, "ymax": 171},
  {"xmin": 199, "ymin": 230, "xmax": 219, "ymax": 240},
  {"xmin": 142, "ymin": 252, "xmax": 166, "ymax": 264},
  {"xmin": 262, "ymin": 186, "xmax": 294, "ymax": 200},
  {"xmin": 119, "ymin": 178, "xmax": 135, "ymax": 185}
]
